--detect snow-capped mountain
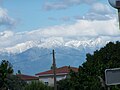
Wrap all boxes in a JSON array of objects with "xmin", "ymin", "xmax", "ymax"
[
  {"xmin": 0, "ymin": 37, "xmax": 115, "ymax": 75},
  {"xmin": 0, "ymin": 37, "xmax": 108, "ymax": 54}
]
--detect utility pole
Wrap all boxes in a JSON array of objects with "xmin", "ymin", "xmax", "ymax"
[{"xmin": 52, "ymin": 49, "xmax": 57, "ymax": 90}]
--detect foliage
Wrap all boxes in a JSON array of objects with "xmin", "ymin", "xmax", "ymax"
[
  {"xmin": 24, "ymin": 81, "xmax": 53, "ymax": 90},
  {"xmin": 17, "ymin": 70, "xmax": 22, "ymax": 74},
  {"xmin": 0, "ymin": 60, "xmax": 14, "ymax": 90},
  {"xmin": 0, "ymin": 60, "xmax": 26, "ymax": 90},
  {"xmin": 7, "ymin": 75, "xmax": 27, "ymax": 90},
  {"xmin": 57, "ymin": 41, "xmax": 120, "ymax": 90},
  {"xmin": 57, "ymin": 78, "xmax": 72, "ymax": 90}
]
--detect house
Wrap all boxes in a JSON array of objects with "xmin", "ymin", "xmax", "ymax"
[
  {"xmin": 35, "ymin": 66, "xmax": 78, "ymax": 86},
  {"xmin": 16, "ymin": 74, "xmax": 39, "ymax": 83}
]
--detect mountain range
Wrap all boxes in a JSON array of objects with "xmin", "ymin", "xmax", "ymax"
[{"xmin": 0, "ymin": 37, "xmax": 116, "ymax": 75}]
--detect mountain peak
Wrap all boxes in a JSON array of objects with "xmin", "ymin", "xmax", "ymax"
[{"xmin": 0, "ymin": 37, "xmax": 109, "ymax": 54}]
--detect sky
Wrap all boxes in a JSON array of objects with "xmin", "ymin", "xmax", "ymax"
[
  {"xmin": 0, "ymin": 0, "xmax": 120, "ymax": 49},
  {"xmin": 0, "ymin": 0, "xmax": 115, "ymax": 31}
]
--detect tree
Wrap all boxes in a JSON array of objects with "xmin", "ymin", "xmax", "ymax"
[
  {"xmin": 57, "ymin": 78, "xmax": 72, "ymax": 90},
  {"xmin": 17, "ymin": 70, "xmax": 22, "ymax": 74},
  {"xmin": 82, "ymin": 41, "xmax": 120, "ymax": 89},
  {"xmin": 0, "ymin": 60, "xmax": 26, "ymax": 90},
  {"xmin": 24, "ymin": 81, "xmax": 53, "ymax": 90},
  {"xmin": 0, "ymin": 60, "xmax": 13, "ymax": 90},
  {"xmin": 6, "ymin": 75, "xmax": 26, "ymax": 90},
  {"xmin": 57, "ymin": 41, "xmax": 120, "ymax": 90}
]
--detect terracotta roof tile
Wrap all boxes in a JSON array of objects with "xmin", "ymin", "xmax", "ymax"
[
  {"xmin": 17, "ymin": 74, "xmax": 39, "ymax": 81},
  {"xmin": 35, "ymin": 66, "xmax": 78, "ymax": 76}
]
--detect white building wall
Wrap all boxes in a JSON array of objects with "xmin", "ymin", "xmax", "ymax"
[{"xmin": 38, "ymin": 75, "xmax": 67, "ymax": 86}]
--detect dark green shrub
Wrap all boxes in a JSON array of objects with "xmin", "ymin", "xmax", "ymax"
[{"xmin": 24, "ymin": 81, "xmax": 53, "ymax": 90}]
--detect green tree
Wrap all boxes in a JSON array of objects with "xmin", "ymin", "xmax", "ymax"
[
  {"xmin": 17, "ymin": 70, "xmax": 22, "ymax": 74},
  {"xmin": 0, "ymin": 60, "xmax": 13, "ymax": 90},
  {"xmin": 0, "ymin": 60, "xmax": 26, "ymax": 90},
  {"xmin": 7, "ymin": 75, "xmax": 26, "ymax": 90},
  {"xmin": 82, "ymin": 41, "xmax": 120, "ymax": 89},
  {"xmin": 57, "ymin": 78, "xmax": 72, "ymax": 90},
  {"xmin": 57, "ymin": 41, "xmax": 120, "ymax": 90},
  {"xmin": 24, "ymin": 81, "xmax": 53, "ymax": 90}
]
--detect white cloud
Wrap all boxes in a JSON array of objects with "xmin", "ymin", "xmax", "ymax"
[
  {"xmin": 43, "ymin": 0, "xmax": 96, "ymax": 10},
  {"xmin": 0, "ymin": 30, "xmax": 14, "ymax": 38},
  {"xmin": 36, "ymin": 19, "xmax": 119, "ymax": 37},
  {"xmin": 75, "ymin": 3, "xmax": 115, "ymax": 21},
  {"xmin": 0, "ymin": 18, "xmax": 119, "ymax": 49},
  {"xmin": 44, "ymin": 1, "xmax": 114, "ymax": 21},
  {"xmin": 83, "ymin": 12, "xmax": 114, "ymax": 21},
  {"xmin": 43, "ymin": 2, "xmax": 67, "ymax": 11},
  {"xmin": 0, "ymin": 7, "xmax": 15, "ymax": 27},
  {"xmin": 90, "ymin": 3, "xmax": 112, "ymax": 15}
]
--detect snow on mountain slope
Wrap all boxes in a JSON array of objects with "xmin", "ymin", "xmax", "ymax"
[
  {"xmin": 0, "ymin": 41, "xmax": 41, "ymax": 54},
  {"xmin": 0, "ymin": 37, "xmax": 109, "ymax": 54},
  {"xmin": 65, "ymin": 38, "xmax": 103, "ymax": 48}
]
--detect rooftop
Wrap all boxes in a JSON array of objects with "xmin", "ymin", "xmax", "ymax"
[
  {"xmin": 35, "ymin": 66, "xmax": 78, "ymax": 76},
  {"xmin": 17, "ymin": 74, "xmax": 39, "ymax": 81}
]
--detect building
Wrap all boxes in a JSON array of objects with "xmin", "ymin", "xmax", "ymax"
[
  {"xmin": 16, "ymin": 74, "xmax": 39, "ymax": 83},
  {"xmin": 35, "ymin": 66, "xmax": 78, "ymax": 86}
]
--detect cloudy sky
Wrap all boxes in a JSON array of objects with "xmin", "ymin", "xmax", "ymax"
[
  {"xmin": 0, "ymin": 0, "xmax": 120, "ymax": 50},
  {"xmin": 0, "ymin": 0, "xmax": 116, "ymax": 31}
]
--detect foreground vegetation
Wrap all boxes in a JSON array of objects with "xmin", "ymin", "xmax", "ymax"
[
  {"xmin": 24, "ymin": 81, "xmax": 53, "ymax": 90},
  {"xmin": 57, "ymin": 41, "xmax": 120, "ymax": 90},
  {"xmin": 0, "ymin": 60, "xmax": 53, "ymax": 90}
]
